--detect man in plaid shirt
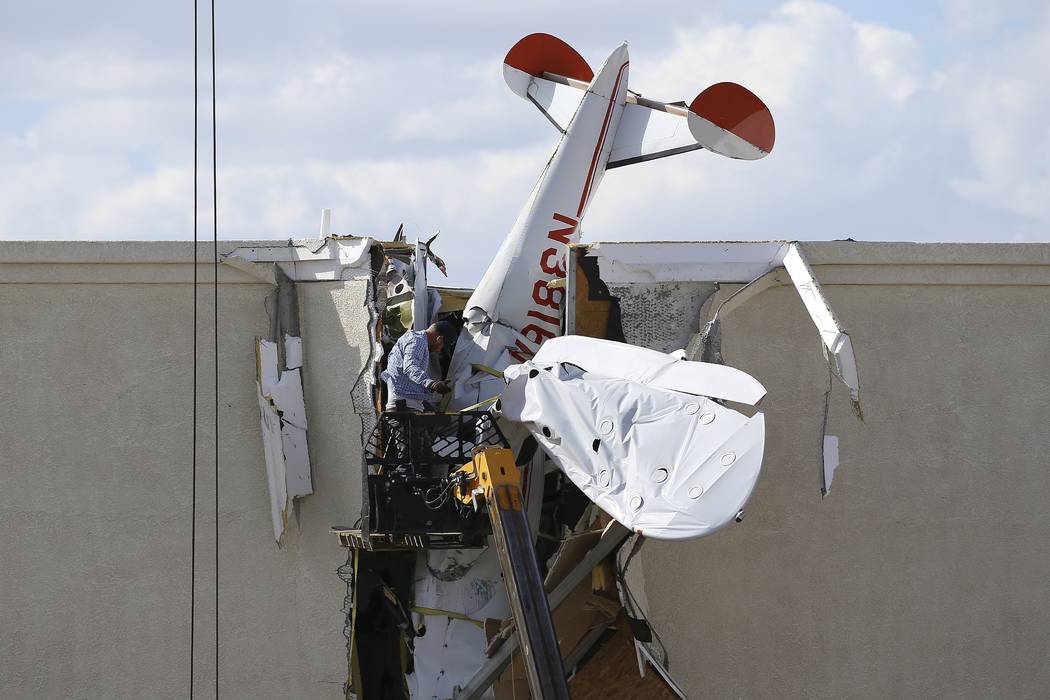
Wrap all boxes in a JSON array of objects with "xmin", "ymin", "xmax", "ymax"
[{"xmin": 382, "ymin": 320, "xmax": 454, "ymax": 411}]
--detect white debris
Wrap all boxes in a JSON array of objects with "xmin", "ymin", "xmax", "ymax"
[
  {"xmin": 283, "ymin": 334, "xmax": 303, "ymax": 370},
  {"xmin": 256, "ymin": 338, "xmax": 313, "ymax": 542},
  {"xmin": 227, "ymin": 236, "xmax": 373, "ymax": 281},
  {"xmin": 822, "ymin": 435, "xmax": 840, "ymax": 496},
  {"xmin": 779, "ymin": 243, "xmax": 862, "ymax": 412}
]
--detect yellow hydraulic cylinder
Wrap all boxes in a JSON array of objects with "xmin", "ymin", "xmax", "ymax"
[{"xmin": 452, "ymin": 447, "xmax": 520, "ymax": 507}]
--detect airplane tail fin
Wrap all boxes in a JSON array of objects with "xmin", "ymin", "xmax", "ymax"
[
  {"xmin": 502, "ymin": 33, "xmax": 775, "ymax": 163},
  {"xmin": 503, "ymin": 33, "xmax": 593, "ymax": 132}
]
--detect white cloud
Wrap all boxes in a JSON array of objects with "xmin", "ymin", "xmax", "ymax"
[
  {"xmin": 586, "ymin": 0, "xmax": 1050, "ymax": 245},
  {"xmin": 201, "ymin": 144, "xmax": 547, "ymax": 285},
  {"xmin": 1, "ymin": 1, "xmax": 1049, "ymax": 282},
  {"xmin": 274, "ymin": 53, "xmax": 358, "ymax": 113},
  {"xmin": 78, "ymin": 167, "xmax": 193, "ymax": 238},
  {"xmin": 943, "ymin": 0, "xmax": 1050, "ymax": 37},
  {"xmin": 855, "ymin": 23, "xmax": 922, "ymax": 102},
  {"xmin": 586, "ymin": 1, "xmax": 936, "ymax": 239},
  {"xmin": 0, "ymin": 156, "xmax": 131, "ymax": 239},
  {"xmin": 32, "ymin": 98, "xmax": 188, "ymax": 154},
  {"xmin": 943, "ymin": 25, "xmax": 1050, "ymax": 219},
  {"xmin": 1, "ymin": 50, "xmax": 184, "ymax": 101}
]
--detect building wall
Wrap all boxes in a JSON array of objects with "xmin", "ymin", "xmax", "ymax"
[
  {"xmin": 4, "ymin": 240, "xmax": 1050, "ymax": 699},
  {"xmin": 605, "ymin": 243, "xmax": 1050, "ymax": 699},
  {"xmin": 0, "ymin": 242, "xmax": 368, "ymax": 699}
]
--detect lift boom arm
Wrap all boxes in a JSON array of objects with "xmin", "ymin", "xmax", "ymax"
[{"xmin": 453, "ymin": 448, "xmax": 570, "ymax": 700}]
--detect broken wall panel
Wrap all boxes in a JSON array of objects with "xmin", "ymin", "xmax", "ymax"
[
  {"xmin": 228, "ymin": 237, "xmax": 373, "ymax": 281},
  {"xmin": 257, "ymin": 384, "xmax": 291, "ymax": 541},
  {"xmin": 256, "ymin": 338, "xmax": 314, "ymax": 542},
  {"xmin": 231, "ymin": 236, "xmax": 386, "ymax": 543},
  {"xmin": 605, "ymin": 281, "xmax": 717, "ymax": 354},
  {"xmin": 284, "ymin": 334, "xmax": 303, "ymax": 369},
  {"xmin": 779, "ymin": 243, "xmax": 862, "ymax": 413}
]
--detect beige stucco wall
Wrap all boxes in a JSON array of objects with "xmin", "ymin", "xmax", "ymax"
[
  {"xmin": 0, "ymin": 242, "xmax": 368, "ymax": 698},
  {"xmin": 627, "ymin": 243, "xmax": 1050, "ymax": 698},
  {"xmin": 4, "ymin": 240, "xmax": 1049, "ymax": 699}
]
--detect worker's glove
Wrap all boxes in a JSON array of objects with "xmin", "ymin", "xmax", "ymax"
[{"xmin": 430, "ymin": 380, "xmax": 452, "ymax": 395}]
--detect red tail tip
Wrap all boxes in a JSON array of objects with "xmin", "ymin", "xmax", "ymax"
[
  {"xmin": 504, "ymin": 33, "xmax": 594, "ymax": 83},
  {"xmin": 689, "ymin": 82, "xmax": 775, "ymax": 154}
]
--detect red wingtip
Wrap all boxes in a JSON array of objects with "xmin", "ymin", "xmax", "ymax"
[
  {"xmin": 504, "ymin": 33, "xmax": 594, "ymax": 83},
  {"xmin": 689, "ymin": 82, "xmax": 775, "ymax": 154}
]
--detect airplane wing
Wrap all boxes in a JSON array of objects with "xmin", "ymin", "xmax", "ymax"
[{"xmin": 503, "ymin": 33, "xmax": 593, "ymax": 132}]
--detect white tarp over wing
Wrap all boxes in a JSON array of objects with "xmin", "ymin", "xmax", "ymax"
[
  {"xmin": 497, "ymin": 337, "xmax": 766, "ymax": 540},
  {"xmin": 533, "ymin": 335, "xmax": 767, "ymax": 405}
]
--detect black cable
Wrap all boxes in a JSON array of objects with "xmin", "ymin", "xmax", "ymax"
[
  {"xmin": 424, "ymin": 477, "xmax": 461, "ymax": 509},
  {"xmin": 190, "ymin": 0, "xmax": 198, "ymax": 696},
  {"xmin": 616, "ymin": 535, "xmax": 669, "ymax": 666},
  {"xmin": 210, "ymin": 0, "xmax": 220, "ymax": 695}
]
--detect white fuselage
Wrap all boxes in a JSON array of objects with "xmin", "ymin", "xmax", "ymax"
[{"xmin": 449, "ymin": 44, "xmax": 630, "ymax": 404}]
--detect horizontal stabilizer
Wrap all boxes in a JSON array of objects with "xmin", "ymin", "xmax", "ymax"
[
  {"xmin": 688, "ymin": 82, "xmax": 775, "ymax": 160},
  {"xmin": 608, "ymin": 82, "xmax": 775, "ymax": 167},
  {"xmin": 505, "ymin": 33, "xmax": 592, "ymax": 82},
  {"xmin": 608, "ymin": 99, "xmax": 702, "ymax": 168},
  {"xmin": 504, "ymin": 33, "xmax": 593, "ymax": 132}
]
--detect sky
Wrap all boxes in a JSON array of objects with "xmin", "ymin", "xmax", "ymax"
[{"xmin": 1, "ymin": 0, "xmax": 1048, "ymax": 286}]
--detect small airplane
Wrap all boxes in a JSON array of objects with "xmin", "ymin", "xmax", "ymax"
[
  {"xmin": 389, "ymin": 35, "xmax": 784, "ymax": 698},
  {"xmin": 447, "ymin": 32, "xmax": 776, "ymax": 406}
]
